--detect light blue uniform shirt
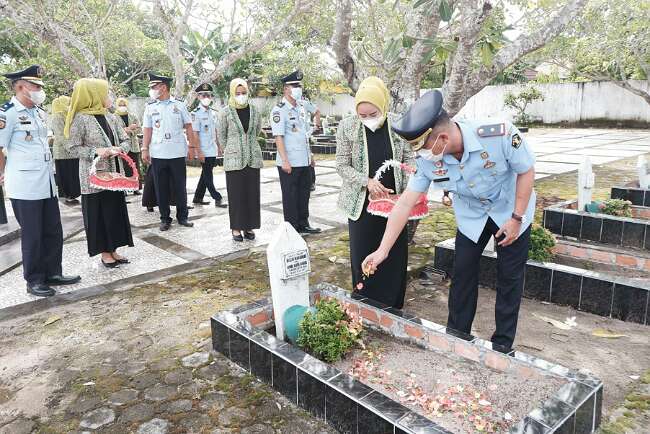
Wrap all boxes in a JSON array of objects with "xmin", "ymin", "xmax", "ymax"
[
  {"xmin": 270, "ymin": 97, "xmax": 310, "ymax": 167},
  {"xmin": 191, "ymin": 105, "xmax": 217, "ymax": 158},
  {"xmin": 298, "ymin": 98, "xmax": 317, "ymax": 138},
  {"xmin": 0, "ymin": 96, "xmax": 56, "ymax": 200},
  {"xmin": 143, "ymin": 98, "xmax": 192, "ymax": 159},
  {"xmin": 407, "ymin": 119, "xmax": 536, "ymax": 243}
]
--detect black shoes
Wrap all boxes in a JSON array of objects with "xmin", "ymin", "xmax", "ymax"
[
  {"xmin": 113, "ymin": 257, "xmax": 130, "ymax": 264},
  {"xmin": 160, "ymin": 221, "xmax": 171, "ymax": 231},
  {"xmin": 215, "ymin": 199, "xmax": 228, "ymax": 208},
  {"xmin": 133, "ymin": 190, "xmax": 142, "ymax": 195},
  {"xmin": 102, "ymin": 259, "xmax": 119, "ymax": 268},
  {"xmin": 232, "ymin": 232, "xmax": 244, "ymax": 242},
  {"xmin": 45, "ymin": 274, "xmax": 81, "ymax": 286},
  {"xmin": 64, "ymin": 198, "xmax": 79, "ymax": 205},
  {"xmin": 26, "ymin": 283, "xmax": 55, "ymax": 297},
  {"xmin": 147, "ymin": 207, "xmax": 154, "ymax": 212},
  {"xmin": 193, "ymin": 200, "xmax": 210, "ymax": 205},
  {"xmin": 178, "ymin": 220, "xmax": 194, "ymax": 227},
  {"xmin": 244, "ymin": 231, "xmax": 255, "ymax": 240},
  {"xmin": 299, "ymin": 226, "xmax": 322, "ymax": 234}
]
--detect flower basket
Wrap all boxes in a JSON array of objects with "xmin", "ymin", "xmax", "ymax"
[
  {"xmin": 89, "ymin": 151, "xmax": 139, "ymax": 192},
  {"xmin": 367, "ymin": 160, "xmax": 429, "ymax": 220}
]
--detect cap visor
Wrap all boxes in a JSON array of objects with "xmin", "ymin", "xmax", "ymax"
[{"xmin": 25, "ymin": 79, "xmax": 44, "ymax": 86}]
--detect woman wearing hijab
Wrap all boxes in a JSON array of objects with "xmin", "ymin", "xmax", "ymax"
[
  {"xmin": 217, "ymin": 78, "xmax": 263, "ymax": 242},
  {"xmin": 115, "ymin": 97, "xmax": 143, "ymax": 195},
  {"xmin": 335, "ymin": 77, "xmax": 415, "ymax": 308},
  {"xmin": 50, "ymin": 96, "xmax": 81, "ymax": 204},
  {"xmin": 64, "ymin": 78, "xmax": 134, "ymax": 268}
]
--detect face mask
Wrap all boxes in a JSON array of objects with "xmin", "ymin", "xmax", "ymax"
[
  {"xmin": 234, "ymin": 94, "xmax": 248, "ymax": 105},
  {"xmin": 117, "ymin": 106, "xmax": 128, "ymax": 113},
  {"xmin": 290, "ymin": 87, "xmax": 302, "ymax": 101},
  {"xmin": 149, "ymin": 88, "xmax": 160, "ymax": 100},
  {"xmin": 29, "ymin": 89, "xmax": 46, "ymax": 105},
  {"xmin": 361, "ymin": 116, "xmax": 382, "ymax": 132},
  {"xmin": 200, "ymin": 98, "xmax": 212, "ymax": 107},
  {"xmin": 417, "ymin": 134, "xmax": 446, "ymax": 162}
]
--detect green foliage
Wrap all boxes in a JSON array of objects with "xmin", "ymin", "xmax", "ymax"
[
  {"xmin": 598, "ymin": 199, "xmax": 633, "ymax": 217},
  {"xmin": 297, "ymin": 299, "xmax": 363, "ymax": 363},
  {"xmin": 528, "ymin": 225, "xmax": 556, "ymax": 262},
  {"xmin": 503, "ymin": 86, "xmax": 544, "ymax": 125}
]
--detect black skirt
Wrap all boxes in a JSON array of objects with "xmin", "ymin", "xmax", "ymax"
[
  {"xmin": 55, "ymin": 159, "xmax": 81, "ymax": 199},
  {"xmin": 82, "ymin": 190, "xmax": 134, "ymax": 256},
  {"xmin": 349, "ymin": 197, "xmax": 408, "ymax": 309},
  {"xmin": 141, "ymin": 165, "xmax": 176, "ymax": 207},
  {"xmin": 226, "ymin": 166, "xmax": 260, "ymax": 230}
]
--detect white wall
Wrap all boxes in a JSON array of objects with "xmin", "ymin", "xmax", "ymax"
[
  {"xmin": 127, "ymin": 80, "xmax": 650, "ymax": 125},
  {"xmin": 457, "ymin": 80, "xmax": 650, "ymax": 124}
]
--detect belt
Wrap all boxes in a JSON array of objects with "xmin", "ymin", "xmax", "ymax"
[{"xmin": 9, "ymin": 152, "xmax": 52, "ymax": 162}]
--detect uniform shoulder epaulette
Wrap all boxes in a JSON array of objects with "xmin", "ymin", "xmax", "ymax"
[
  {"xmin": 0, "ymin": 101, "xmax": 14, "ymax": 112},
  {"xmin": 476, "ymin": 123, "xmax": 505, "ymax": 138},
  {"xmin": 146, "ymin": 100, "xmax": 156, "ymax": 105},
  {"xmin": 174, "ymin": 98, "xmax": 185, "ymax": 103}
]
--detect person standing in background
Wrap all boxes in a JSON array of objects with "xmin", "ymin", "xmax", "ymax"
[
  {"xmin": 50, "ymin": 95, "xmax": 81, "ymax": 205},
  {"xmin": 115, "ymin": 97, "xmax": 143, "ymax": 195}
]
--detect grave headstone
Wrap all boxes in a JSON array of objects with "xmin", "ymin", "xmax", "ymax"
[
  {"xmin": 266, "ymin": 222, "xmax": 311, "ymax": 339},
  {"xmin": 578, "ymin": 157, "xmax": 594, "ymax": 211},
  {"xmin": 638, "ymin": 155, "xmax": 650, "ymax": 189}
]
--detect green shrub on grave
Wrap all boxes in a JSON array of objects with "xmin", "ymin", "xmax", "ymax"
[
  {"xmin": 528, "ymin": 224, "xmax": 556, "ymax": 262},
  {"xmin": 297, "ymin": 299, "xmax": 363, "ymax": 363},
  {"xmin": 599, "ymin": 199, "xmax": 633, "ymax": 217}
]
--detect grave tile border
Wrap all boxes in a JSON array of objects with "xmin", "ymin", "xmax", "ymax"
[
  {"xmin": 543, "ymin": 200, "xmax": 650, "ymax": 249},
  {"xmin": 211, "ymin": 283, "xmax": 603, "ymax": 434},
  {"xmin": 434, "ymin": 238, "xmax": 650, "ymax": 325},
  {"xmin": 611, "ymin": 186, "xmax": 649, "ymax": 207}
]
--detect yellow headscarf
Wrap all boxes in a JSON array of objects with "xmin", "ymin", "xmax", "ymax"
[
  {"xmin": 354, "ymin": 76, "xmax": 390, "ymax": 128},
  {"xmin": 228, "ymin": 78, "xmax": 249, "ymax": 109},
  {"xmin": 51, "ymin": 96, "xmax": 70, "ymax": 115},
  {"xmin": 64, "ymin": 78, "xmax": 109, "ymax": 138}
]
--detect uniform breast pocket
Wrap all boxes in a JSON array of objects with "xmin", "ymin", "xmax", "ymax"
[{"xmin": 16, "ymin": 159, "xmax": 42, "ymax": 172}]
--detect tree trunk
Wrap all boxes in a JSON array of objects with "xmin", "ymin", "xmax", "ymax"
[{"xmin": 331, "ymin": 0, "xmax": 361, "ymax": 93}]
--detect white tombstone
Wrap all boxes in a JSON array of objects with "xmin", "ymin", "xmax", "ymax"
[
  {"xmin": 578, "ymin": 157, "xmax": 595, "ymax": 211},
  {"xmin": 638, "ymin": 156, "xmax": 650, "ymax": 189},
  {"xmin": 266, "ymin": 222, "xmax": 311, "ymax": 339}
]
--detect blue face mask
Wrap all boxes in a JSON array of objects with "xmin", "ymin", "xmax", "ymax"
[{"xmin": 291, "ymin": 87, "xmax": 303, "ymax": 101}]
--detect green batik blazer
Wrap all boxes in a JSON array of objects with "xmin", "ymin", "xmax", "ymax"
[
  {"xmin": 335, "ymin": 114, "xmax": 416, "ymax": 221},
  {"xmin": 216, "ymin": 105, "xmax": 263, "ymax": 172}
]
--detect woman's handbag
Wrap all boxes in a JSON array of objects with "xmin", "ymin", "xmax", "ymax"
[
  {"xmin": 366, "ymin": 160, "xmax": 429, "ymax": 220},
  {"xmin": 89, "ymin": 151, "xmax": 140, "ymax": 191}
]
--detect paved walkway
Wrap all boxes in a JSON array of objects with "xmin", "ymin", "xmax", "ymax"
[{"xmin": 1, "ymin": 127, "xmax": 649, "ymax": 310}]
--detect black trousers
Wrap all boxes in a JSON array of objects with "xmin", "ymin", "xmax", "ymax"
[
  {"xmin": 278, "ymin": 166, "xmax": 311, "ymax": 230},
  {"xmin": 309, "ymin": 165, "xmax": 316, "ymax": 187},
  {"xmin": 449, "ymin": 217, "xmax": 531, "ymax": 350},
  {"xmin": 11, "ymin": 197, "xmax": 63, "ymax": 285},
  {"xmin": 193, "ymin": 156, "xmax": 222, "ymax": 203},
  {"xmin": 151, "ymin": 157, "xmax": 188, "ymax": 223},
  {"xmin": 0, "ymin": 186, "xmax": 7, "ymax": 224}
]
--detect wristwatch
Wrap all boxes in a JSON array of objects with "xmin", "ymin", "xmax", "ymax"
[{"xmin": 511, "ymin": 212, "xmax": 526, "ymax": 224}]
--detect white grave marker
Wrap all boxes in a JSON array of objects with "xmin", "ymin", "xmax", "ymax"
[
  {"xmin": 267, "ymin": 222, "xmax": 311, "ymax": 339},
  {"xmin": 578, "ymin": 157, "xmax": 595, "ymax": 211},
  {"xmin": 638, "ymin": 156, "xmax": 650, "ymax": 189}
]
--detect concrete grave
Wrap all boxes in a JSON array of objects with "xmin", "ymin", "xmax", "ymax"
[{"xmin": 267, "ymin": 222, "xmax": 311, "ymax": 339}]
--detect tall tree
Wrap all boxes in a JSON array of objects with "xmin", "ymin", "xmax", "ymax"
[{"xmin": 331, "ymin": 0, "xmax": 589, "ymax": 115}]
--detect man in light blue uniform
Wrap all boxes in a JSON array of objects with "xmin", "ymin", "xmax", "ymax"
[
  {"xmin": 190, "ymin": 83, "xmax": 227, "ymax": 208},
  {"xmin": 0, "ymin": 65, "xmax": 80, "ymax": 297},
  {"xmin": 298, "ymin": 93, "xmax": 321, "ymax": 191},
  {"xmin": 142, "ymin": 73, "xmax": 197, "ymax": 231},
  {"xmin": 271, "ymin": 70, "xmax": 320, "ymax": 234},
  {"xmin": 363, "ymin": 90, "xmax": 536, "ymax": 351}
]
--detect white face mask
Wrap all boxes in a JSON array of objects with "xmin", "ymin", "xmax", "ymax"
[
  {"xmin": 148, "ymin": 88, "xmax": 160, "ymax": 100},
  {"xmin": 29, "ymin": 89, "xmax": 46, "ymax": 105},
  {"xmin": 361, "ymin": 116, "xmax": 382, "ymax": 133},
  {"xmin": 290, "ymin": 87, "xmax": 302, "ymax": 101},
  {"xmin": 117, "ymin": 106, "xmax": 128, "ymax": 113},
  {"xmin": 417, "ymin": 134, "xmax": 446, "ymax": 162},
  {"xmin": 234, "ymin": 94, "xmax": 248, "ymax": 105},
  {"xmin": 200, "ymin": 97, "xmax": 212, "ymax": 107}
]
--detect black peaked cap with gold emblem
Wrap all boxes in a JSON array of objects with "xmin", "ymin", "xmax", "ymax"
[
  {"xmin": 2, "ymin": 65, "xmax": 45, "ymax": 86},
  {"xmin": 280, "ymin": 70, "xmax": 303, "ymax": 85},
  {"xmin": 391, "ymin": 90, "xmax": 446, "ymax": 149},
  {"xmin": 195, "ymin": 83, "xmax": 213, "ymax": 93}
]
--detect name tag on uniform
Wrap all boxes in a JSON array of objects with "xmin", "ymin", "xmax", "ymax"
[{"xmin": 433, "ymin": 177, "xmax": 450, "ymax": 183}]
